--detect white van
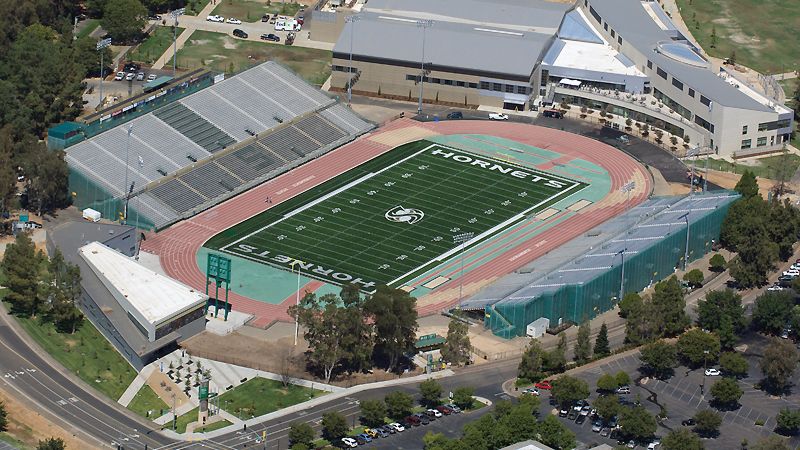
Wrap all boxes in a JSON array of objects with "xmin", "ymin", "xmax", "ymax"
[{"xmin": 274, "ymin": 20, "xmax": 288, "ymax": 31}]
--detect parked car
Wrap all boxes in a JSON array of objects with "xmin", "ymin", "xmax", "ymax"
[
  {"xmin": 424, "ymin": 409, "xmax": 440, "ymax": 419},
  {"xmin": 388, "ymin": 422, "xmax": 405, "ymax": 432},
  {"xmin": 147, "ymin": 73, "xmax": 157, "ymax": 81},
  {"xmin": 559, "ymin": 407, "xmax": 569, "ymax": 417},
  {"xmin": 575, "ymin": 414, "xmax": 587, "ymax": 425},
  {"xmin": 136, "ymin": 72, "xmax": 145, "ymax": 81},
  {"xmin": 542, "ymin": 109, "xmax": 564, "ymax": 118},
  {"xmin": 206, "ymin": 14, "xmax": 224, "ymax": 22},
  {"xmin": 226, "ymin": 17, "xmax": 242, "ymax": 24},
  {"xmin": 573, "ymin": 400, "xmax": 588, "ymax": 411},
  {"xmin": 340, "ymin": 437, "xmax": 357, "ymax": 448},
  {"xmin": 260, "ymin": 33, "xmax": 280, "ymax": 42},
  {"xmin": 374, "ymin": 427, "xmax": 389, "ymax": 438},
  {"xmin": 523, "ymin": 387, "xmax": 540, "ymax": 396},
  {"xmin": 600, "ymin": 427, "xmax": 611, "ymax": 437},
  {"xmin": 436, "ymin": 405, "xmax": 453, "ymax": 415},
  {"xmin": 261, "ymin": 14, "xmax": 270, "ymax": 22},
  {"xmin": 447, "ymin": 111, "xmax": 463, "ymax": 119},
  {"xmin": 567, "ymin": 410, "xmax": 579, "ymax": 420},
  {"xmin": 123, "ymin": 62, "xmax": 140, "ymax": 72},
  {"xmin": 403, "ymin": 415, "xmax": 420, "ymax": 427},
  {"xmin": 580, "ymin": 405, "xmax": 592, "ymax": 416},
  {"xmin": 488, "ymin": 112, "xmax": 509, "ymax": 120},
  {"xmin": 704, "ymin": 368, "xmax": 721, "ymax": 376},
  {"xmin": 147, "ymin": 14, "xmax": 162, "ymax": 20},
  {"xmin": 353, "ymin": 434, "xmax": 368, "ymax": 445},
  {"xmin": 534, "ymin": 380, "xmax": 553, "ymax": 390},
  {"xmin": 627, "ymin": 440, "xmax": 636, "ymax": 448},
  {"xmin": 681, "ymin": 418, "xmax": 696, "ymax": 426},
  {"xmin": 356, "ymin": 433, "xmax": 372, "ymax": 443},
  {"xmin": 232, "ymin": 28, "xmax": 248, "ymax": 38},
  {"xmin": 114, "ymin": 71, "xmax": 125, "ymax": 80},
  {"xmin": 125, "ymin": 72, "xmax": 135, "ymax": 81},
  {"xmin": 445, "ymin": 403, "xmax": 462, "ymax": 413},
  {"xmin": 616, "ymin": 386, "xmax": 631, "ymax": 394},
  {"xmin": 592, "ymin": 420, "xmax": 603, "ymax": 432},
  {"xmin": 24, "ymin": 221, "xmax": 42, "ymax": 229},
  {"xmin": 413, "ymin": 413, "xmax": 430, "ymax": 425},
  {"xmin": 364, "ymin": 428, "xmax": 378, "ymax": 438}
]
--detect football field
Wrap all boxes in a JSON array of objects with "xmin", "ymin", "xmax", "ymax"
[{"xmin": 204, "ymin": 140, "xmax": 588, "ymax": 292}]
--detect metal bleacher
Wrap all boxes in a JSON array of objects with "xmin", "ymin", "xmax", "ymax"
[
  {"xmin": 153, "ymin": 102, "xmax": 236, "ymax": 153},
  {"xmin": 67, "ymin": 60, "xmax": 374, "ymax": 230}
]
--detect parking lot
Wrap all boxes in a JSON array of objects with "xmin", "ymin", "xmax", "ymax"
[{"xmin": 368, "ymin": 406, "xmax": 492, "ymax": 449}]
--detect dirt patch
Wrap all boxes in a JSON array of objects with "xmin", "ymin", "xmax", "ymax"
[
  {"xmin": 705, "ymin": 169, "xmax": 778, "ymax": 197},
  {"xmin": 222, "ymin": 37, "xmax": 238, "ymax": 50},
  {"xmin": 0, "ymin": 389, "xmax": 100, "ymax": 449},
  {"xmin": 189, "ymin": 39, "xmax": 211, "ymax": 46}
]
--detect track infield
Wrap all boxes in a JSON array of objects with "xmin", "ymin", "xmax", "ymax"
[{"xmin": 204, "ymin": 140, "xmax": 588, "ymax": 291}]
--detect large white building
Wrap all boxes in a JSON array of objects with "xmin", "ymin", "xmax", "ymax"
[{"xmin": 329, "ymin": 0, "xmax": 792, "ymax": 157}]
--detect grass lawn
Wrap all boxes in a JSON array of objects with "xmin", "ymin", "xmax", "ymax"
[
  {"xmin": 3, "ymin": 295, "xmax": 136, "ymax": 400},
  {"xmin": 129, "ymin": 26, "xmax": 185, "ymax": 65},
  {"xmin": 675, "ymin": 0, "xmax": 800, "ymax": 74},
  {"xmin": 76, "ymin": 19, "xmax": 100, "ymax": 40},
  {"xmin": 185, "ymin": 0, "xmax": 211, "ymax": 15},
  {"xmin": 0, "ymin": 433, "xmax": 29, "ymax": 450},
  {"xmin": 176, "ymin": 30, "xmax": 331, "ymax": 85},
  {"xmin": 169, "ymin": 407, "xmax": 233, "ymax": 433},
  {"xmin": 212, "ymin": 0, "xmax": 302, "ymax": 22},
  {"xmin": 707, "ymin": 153, "xmax": 800, "ymax": 180},
  {"xmin": 218, "ymin": 377, "xmax": 325, "ymax": 419},
  {"xmin": 127, "ymin": 385, "xmax": 170, "ymax": 419}
]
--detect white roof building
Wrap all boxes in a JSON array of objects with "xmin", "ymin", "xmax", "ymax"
[{"xmin": 79, "ymin": 241, "xmax": 207, "ymax": 342}]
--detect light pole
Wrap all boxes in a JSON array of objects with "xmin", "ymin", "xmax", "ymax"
[
  {"xmin": 123, "ymin": 124, "xmax": 133, "ymax": 223},
  {"xmin": 345, "ymin": 15, "xmax": 361, "ymax": 106},
  {"xmin": 679, "ymin": 212, "xmax": 690, "ymax": 270},
  {"xmin": 416, "ymin": 19, "xmax": 434, "ymax": 115},
  {"xmin": 453, "ymin": 231, "xmax": 474, "ymax": 305},
  {"xmin": 686, "ymin": 147, "xmax": 699, "ymax": 195},
  {"xmin": 290, "ymin": 260, "xmax": 304, "ymax": 346},
  {"xmin": 701, "ymin": 349, "xmax": 710, "ymax": 396},
  {"xmin": 616, "ymin": 248, "xmax": 627, "ymax": 301},
  {"xmin": 171, "ymin": 8, "xmax": 185, "ymax": 77},
  {"xmin": 96, "ymin": 38, "xmax": 112, "ymax": 109}
]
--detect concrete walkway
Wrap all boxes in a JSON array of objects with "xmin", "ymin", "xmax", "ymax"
[
  {"xmin": 154, "ymin": 401, "xmax": 198, "ymax": 425},
  {"xmin": 117, "ymin": 364, "xmax": 156, "ymax": 406},
  {"xmin": 150, "ymin": 1, "xmax": 216, "ymax": 70}
]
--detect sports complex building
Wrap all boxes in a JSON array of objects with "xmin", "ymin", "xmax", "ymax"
[
  {"xmin": 50, "ymin": 56, "xmax": 737, "ymax": 346},
  {"xmin": 328, "ymin": 0, "xmax": 792, "ymax": 157}
]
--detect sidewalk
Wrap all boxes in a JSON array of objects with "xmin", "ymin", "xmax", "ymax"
[
  {"xmin": 151, "ymin": 1, "xmax": 216, "ymax": 70},
  {"xmin": 117, "ymin": 365, "xmax": 156, "ymax": 406}
]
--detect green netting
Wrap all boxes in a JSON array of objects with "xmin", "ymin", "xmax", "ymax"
[
  {"xmin": 69, "ymin": 169, "xmax": 156, "ymax": 230},
  {"xmin": 485, "ymin": 196, "xmax": 735, "ymax": 338}
]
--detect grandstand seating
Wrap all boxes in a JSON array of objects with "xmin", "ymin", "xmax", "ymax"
[
  {"xmin": 320, "ymin": 104, "xmax": 375, "ymax": 134},
  {"xmin": 216, "ymin": 144, "xmax": 283, "ymax": 182},
  {"xmin": 149, "ymin": 179, "xmax": 207, "ymax": 214},
  {"xmin": 153, "ymin": 103, "xmax": 236, "ymax": 153},
  {"xmin": 179, "ymin": 162, "xmax": 242, "ymax": 199},
  {"xmin": 293, "ymin": 114, "xmax": 347, "ymax": 145},
  {"xmin": 259, "ymin": 126, "xmax": 320, "ymax": 156}
]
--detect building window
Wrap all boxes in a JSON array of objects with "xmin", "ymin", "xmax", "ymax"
[
  {"xmin": 617, "ymin": 36, "xmax": 622, "ymax": 45},
  {"xmin": 480, "ymin": 81, "xmax": 490, "ymax": 90},
  {"xmin": 406, "ymin": 74, "xmax": 417, "ymax": 81},
  {"xmin": 516, "ymin": 85, "xmax": 528, "ymax": 94},
  {"xmin": 431, "ymin": 78, "xmax": 440, "ymax": 84},
  {"xmin": 700, "ymin": 95, "xmax": 711, "ymax": 107},
  {"xmin": 694, "ymin": 114, "xmax": 714, "ymax": 133},
  {"xmin": 741, "ymin": 139, "xmax": 751, "ymax": 149},
  {"xmin": 456, "ymin": 81, "xmax": 465, "ymax": 87},
  {"xmin": 468, "ymin": 82, "xmax": 478, "ymax": 89},
  {"xmin": 688, "ymin": 88, "xmax": 695, "ymax": 98},
  {"xmin": 505, "ymin": 85, "xmax": 514, "ymax": 93},
  {"xmin": 604, "ymin": 22, "xmax": 608, "ymax": 31},
  {"xmin": 742, "ymin": 125, "xmax": 748, "ymax": 134},
  {"xmin": 757, "ymin": 137, "xmax": 768, "ymax": 147},
  {"xmin": 589, "ymin": 6, "xmax": 601, "ymax": 22},
  {"xmin": 671, "ymin": 78, "xmax": 683, "ymax": 90},
  {"xmin": 444, "ymin": 79, "xmax": 453, "ymax": 86},
  {"xmin": 647, "ymin": 60, "xmax": 652, "ymax": 69},
  {"xmin": 492, "ymin": 83, "xmax": 502, "ymax": 91},
  {"xmin": 656, "ymin": 67, "xmax": 667, "ymax": 79},
  {"xmin": 610, "ymin": 29, "xmax": 616, "ymax": 38}
]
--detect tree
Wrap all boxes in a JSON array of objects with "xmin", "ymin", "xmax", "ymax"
[
  {"xmin": 596, "ymin": 373, "xmax": 618, "ymax": 392},
  {"xmin": 594, "ymin": 322, "xmax": 610, "ymax": 357},
  {"xmin": 288, "ymin": 292, "xmax": 350, "ymax": 383},
  {"xmin": 615, "ymin": 371, "xmax": 631, "ymax": 387},
  {"xmin": 752, "ymin": 436, "xmax": 791, "ymax": 450},
  {"xmin": 709, "ymin": 253, "xmax": 726, "ymax": 272},
  {"xmin": 767, "ymin": 199, "xmax": 800, "ymax": 261},
  {"xmin": 101, "ymin": 0, "xmax": 147, "ymax": 42},
  {"xmin": 650, "ymin": 276, "xmax": 690, "ymax": 337},
  {"xmin": 0, "ymin": 401, "xmax": 6, "ymax": 432},
  {"xmin": 683, "ymin": 269, "xmax": 704, "ymax": 288},
  {"xmin": 0, "ymin": 131, "xmax": 15, "ymax": 216},
  {"xmin": 365, "ymin": 285, "xmax": 418, "ymax": 372},
  {"xmin": 752, "ymin": 291, "xmax": 794, "ymax": 335},
  {"xmin": 662, "ymin": 428, "xmax": 704, "ymax": 450},
  {"xmin": 338, "ymin": 284, "xmax": 373, "ymax": 374},
  {"xmin": 676, "ymin": 329, "xmax": 720, "ymax": 367},
  {"xmin": 719, "ymin": 352, "xmax": 749, "ymax": 378},
  {"xmin": 696, "ymin": 289, "xmax": 746, "ymax": 334},
  {"xmin": 618, "ymin": 292, "xmax": 643, "ymax": 319},
  {"xmin": 419, "ymin": 379, "xmax": 442, "ymax": 408},
  {"xmin": 759, "ymin": 338, "xmax": 798, "ymax": 393},
  {"xmin": 452, "ymin": 387, "xmax": 474, "ymax": 410},
  {"xmin": 693, "ymin": 409, "xmax": 721, "ymax": 437},
  {"xmin": 574, "ymin": 321, "xmax": 591, "ymax": 364},
  {"xmin": 288, "ymin": 422, "xmax": 315, "ymax": 447},
  {"xmin": 640, "ymin": 340, "xmax": 677, "ymax": 378},
  {"xmin": 441, "ymin": 312, "xmax": 471, "ymax": 366},
  {"xmin": 517, "ymin": 339, "xmax": 546, "ymax": 383},
  {"xmin": 384, "ymin": 391, "xmax": 413, "ymax": 420},
  {"xmin": 728, "ymin": 222, "xmax": 778, "ymax": 288},
  {"xmin": 551, "ymin": 375, "xmax": 589, "ymax": 407},
  {"xmin": 593, "ymin": 394, "xmax": 620, "ymax": 421},
  {"xmin": 359, "ymin": 399, "xmax": 386, "ymax": 428},
  {"xmin": 536, "ymin": 414, "xmax": 576, "ymax": 450},
  {"xmin": 775, "ymin": 408, "xmax": 800, "ymax": 435},
  {"xmin": 36, "ymin": 438, "xmax": 66, "ymax": 450},
  {"xmin": 321, "ymin": 412, "xmax": 348, "ymax": 442},
  {"xmin": 22, "ymin": 143, "xmax": 70, "ymax": 216},
  {"xmin": 619, "ymin": 406, "xmax": 657, "ymax": 441},
  {"xmin": 710, "ymin": 377, "xmax": 742, "ymax": 409},
  {"xmin": 1, "ymin": 232, "xmax": 45, "ymax": 316},
  {"xmin": 734, "ymin": 170, "xmax": 759, "ymax": 198}
]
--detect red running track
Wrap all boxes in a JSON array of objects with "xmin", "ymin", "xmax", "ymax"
[{"xmin": 142, "ymin": 119, "xmax": 650, "ymax": 327}]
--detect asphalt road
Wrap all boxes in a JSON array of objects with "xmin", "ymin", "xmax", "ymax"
[{"xmin": 0, "ymin": 309, "xmax": 173, "ymax": 450}]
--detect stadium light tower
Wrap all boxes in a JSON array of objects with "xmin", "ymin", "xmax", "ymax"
[
  {"xmin": 416, "ymin": 19, "xmax": 434, "ymax": 115},
  {"xmin": 123, "ymin": 124, "xmax": 133, "ymax": 223},
  {"xmin": 679, "ymin": 212, "xmax": 690, "ymax": 270},
  {"xmin": 96, "ymin": 38, "xmax": 112, "ymax": 109},
  {"xmin": 686, "ymin": 147, "xmax": 699, "ymax": 195},
  {"xmin": 290, "ymin": 260, "xmax": 305, "ymax": 346},
  {"xmin": 616, "ymin": 248, "xmax": 627, "ymax": 302},
  {"xmin": 453, "ymin": 231, "xmax": 474, "ymax": 306},
  {"xmin": 345, "ymin": 15, "xmax": 361, "ymax": 106},
  {"xmin": 171, "ymin": 8, "xmax": 185, "ymax": 77}
]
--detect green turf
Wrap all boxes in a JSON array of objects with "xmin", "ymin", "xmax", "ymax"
[
  {"xmin": 76, "ymin": 19, "xmax": 100, "ymax": 40},
  {"xmin": 185, "ymin": 0, "xmax": 211, "ymax": 15},
  {"xmin": 706, "ymin": 153, "xmax": 800, "ymax": 180},
  {"xmin": 176, "ymin": 30, "xmax": 331, "ymax": 85},
  {"xmin": 0, "ymin": 432, "xmax": 30, "ymax": 450},
  {"xmin": 206, "ymin": 140, "xmax": 587, "ymax": 290},
  {"xmin": 212, "ymin": 0, "xmax": 302, "ymax": 22},
  {"xmin": 170, "ymin": 408, "xmax": 234, "ymax": 433},
  {"xmin": 129, "ymin": 26, "xmax": 185, "ymax": 64},
  {"xmin": 218, "ymin": 377, "xmax": 325, "ymax": 419},
  {"xmin": 127, "ymin": 384, "xmax": 170, "ymax": 419},
  {"xmin": 675, "ymin": 0, "xmax": 800, "ymax": 74},
  {"xmin": 2, "ymin": 293, "xmax": 136, "ymax": 401}
]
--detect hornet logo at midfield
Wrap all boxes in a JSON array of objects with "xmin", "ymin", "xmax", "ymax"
[{"xmin": 385, "ymin": 205, "xmax": 425, "ymax": 224}]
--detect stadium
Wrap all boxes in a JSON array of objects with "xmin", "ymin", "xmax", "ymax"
[{"xmin": 53, "ymin": 59, "xmax": 735, "ymax": 343}]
